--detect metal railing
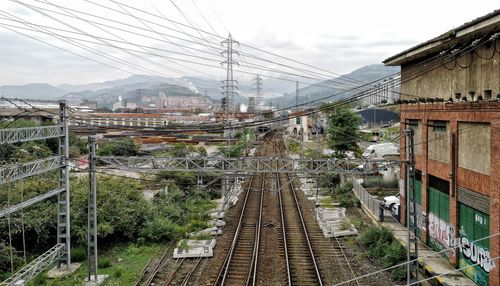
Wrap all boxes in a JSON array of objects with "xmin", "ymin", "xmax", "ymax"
[{"xmin": 352, "ymin": 179, "xmax": 382, "ymax": 221}]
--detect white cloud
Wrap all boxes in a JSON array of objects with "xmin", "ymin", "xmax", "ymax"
[{"xmin": 0, "ymin": 0, "xmax": 498, "ymax": 85}]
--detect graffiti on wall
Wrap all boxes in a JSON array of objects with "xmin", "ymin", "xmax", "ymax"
[
  {"xmin": 458, "ymin": 228, "xmax": 495, "ymax": 286},
  {"xmin": 428, "ymin": 212, "xmax": 456, "ymax": 257}
]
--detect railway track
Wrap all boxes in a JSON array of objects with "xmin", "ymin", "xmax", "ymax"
[
  {"xmin": 275, "ymin": 136, "xmax": 323, "ymax": 286},
  {"xmin": 156, "ymin": 130, "xmax": 383, "ymax": 286},
  {"xmin": 212, "ymin": 133, "xmax": 275, "ymax": 285},
  {"xmin": 133, "ymin": 241, "xmax": 175, "ymax": 286}
]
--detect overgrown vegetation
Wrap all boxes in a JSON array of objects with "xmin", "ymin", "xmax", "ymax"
[
  {"xmin": 218, "ymin": 128, "xmax": 253, "ymax": 157},
  {"xmin": 96, "ymin": 138, "xmax": 139, "ymax": 156},
  {"xmin": 287, "ymin": 139, "xmax": 301, "ymax": 154},
  {"xmin": 328, "ymin": 182, "xmax": 359, "ymax": 208},
  {"xmin": 0, "ymin": 131, "xmax": 218, "ymax": 283},
  {"xmin": 25, "ymin": 244, "xmax": 160, "ymax": 286},
  {"xmin": 358, "ymin": 226, "xmax": 407, "ymax": 280},
  {"xmin": 1, "ymin": 170, "xmax": 216, "ymax": 281}
]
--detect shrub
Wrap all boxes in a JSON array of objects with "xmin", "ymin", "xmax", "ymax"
[
  {"xmin": 359, "ymin": 226, "xmax": 407, "ymax": 281},
  {"xmin": 141, "ymin": 217, "xmax": 177, "ymax": 242},
  {"xmin": 382, "ymin": 241, "xmax": 406, "ymax": 267},
  {"xmin": 359, "ymin": 226, "xmax": 393, "ymax": 259},
  {"xmin": 71, "ymin": 246, "xmax": 86, "ymax": 262},
  {"xmin": 113, "ymin": 266, "xmax": 124, "ymax": 278},
  {"xmin": 98, "ymin": 257, "xmax": 112, "ymax": 268},
  {"xmin": 350, "ymin": 218, "xmax": 367, "ymax": 230},
  {"xmin": 391, "ymin": 265, "xmax": 407, "ymax": 281}
]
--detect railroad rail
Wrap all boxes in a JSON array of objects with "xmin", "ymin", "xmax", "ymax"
[
  {"xmin": 212, "ymin": 132, "xmax": 273, "ymax": 285},
  {"xmin": 275, "ymin": 135, "xmax": 323, "ymax": 285},
  {"xmin": 133, "ymin": 241, "xmax": 175, "ymax": 286},
  {"xmin": 133, "ymin": 130, "xmax": 390, "ymax": 286}
]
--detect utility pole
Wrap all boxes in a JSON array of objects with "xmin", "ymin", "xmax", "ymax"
[
  {"xmin": 87, "ymin": 136, "xmax": 98, "ymax": 282},
  {"xmin": 253, "ymin": 74, "xmax": 263, "ymax": 111},
  {"xmin": 57, "ymin": 101, "xmax": 71, "ymax": 268},
  {"xmin": 406, "ymin": 128, "xmax": 418, "ymax": 285}
]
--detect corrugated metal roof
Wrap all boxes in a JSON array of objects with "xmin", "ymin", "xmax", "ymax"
[{"xmin": 384, "ymin": 9, "xmax": 500, "ymax": 65}]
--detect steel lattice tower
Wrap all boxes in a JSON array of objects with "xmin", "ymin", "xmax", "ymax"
[
  {"xmin": 221, "ymin": 34, "xmax": 239, "ymax": 117},
  {"xmin": 252, "ymin": 74, "xmax": 263, "ymax": 110}
]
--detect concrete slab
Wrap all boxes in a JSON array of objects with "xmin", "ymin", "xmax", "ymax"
[
  {"xmin": 46, "ymin": 263, "xmax": 81, "ymax": 278},
  {"xmin": 173, "ymin": 245, "xmax": 214, "ymax": 258},
  {"xmin": 207, "ymin": 219, "xmax": 226, "ymax": 227},
  {"xmin": 177, "ymin": 239, "xmax": 216, "ymax": 249},
  {"xmin": 83, "ymin": 275, "xmax": 108, "ymax": 286},
  {"xmin": 315, "ymin": 207, "xmax": 358, "ymax": 238},
  {"xmin": 188, "ymin": 227, "xmax": 222, "ymax": 238},
  {"xmin": 316, "ymin": 208, "xmax": 346, "ymax": 221},
  {"xmin": 209, "ymin": 211, "xmax": 225, "ymax": 219},
  {"xmin": 322, "ymin": 227, "xmax": 358, "ymax": 238}
]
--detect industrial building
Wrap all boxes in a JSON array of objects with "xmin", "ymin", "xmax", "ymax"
[{"xmin": 384, "ymin": 10, "xmax": 500, "ymax": 286}]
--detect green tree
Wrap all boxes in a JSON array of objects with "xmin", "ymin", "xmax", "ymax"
[
  {"xmin": 326, "ymin": 107, "xmax": 361, "ymax": 157},
  {"xmin": 69, "ymin": 133, "xmax": 87, "ymax": 155},
  {"xmin": 97, "ymin": 138, "xmax": 139, "ymax": 156}
]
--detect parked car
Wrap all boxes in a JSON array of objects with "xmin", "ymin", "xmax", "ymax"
[
  {"xmin": 362, "ymin": 143, "xmax": 399, "ymax": 159},
  {"xmin": 382, "ymin": 193, "xmax": 400, "ymax": 209},
  {"xmin": 391, "ymin": 203, "xmax": 400, "ymax": 217}
]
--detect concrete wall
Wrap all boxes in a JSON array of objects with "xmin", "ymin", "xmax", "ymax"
[
  {"xmin": 428, "ymin": 121, "xmax": 450, "ymax": 163},
  {"xmin": 401, "ymin": 43, "xmax": 500, "ymax": 100},
  {"xmin": 458, "ymin": 122, "xmax": 490, "ymax": 175}
]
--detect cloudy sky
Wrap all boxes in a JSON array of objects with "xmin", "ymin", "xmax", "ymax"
[{"xmin": 0, "ymin": 0, "xmax": 498, "ymax": 86}]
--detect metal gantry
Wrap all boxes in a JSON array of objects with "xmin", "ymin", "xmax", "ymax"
[
  {"xmin": 0, "ymin": 244, "xmax": 66, "ymax": 286},
  {"xmin": 0, "ymin": 102, "xmax": 71, "ymax": 286},
  {"xmin": 95, "ymin": 156, "xmax": 403, "ymax": 175},
  {"xmin": 0, "ymin": 156, "xmax": 64, "ymax": 185},
  {"xmin": 0, "ymin": 125, "xmax": 64, "ymax": 144}
]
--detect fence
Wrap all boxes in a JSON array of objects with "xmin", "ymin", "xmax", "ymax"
[{"xmin": 352, "ymin": 179, "xmax": 383, "ymax": 221}]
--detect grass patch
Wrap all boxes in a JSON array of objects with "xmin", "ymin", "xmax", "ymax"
[
  {"xmin": 319, "ymin": 196, "xmax": 338, "ymax": 208},
  {"xmin": 340, "ymin": 219, "xmax": 351, "ymax": 231},
  {"xmin": 26, "ymin": 243, "xmax": 161, "ymax": 286}
]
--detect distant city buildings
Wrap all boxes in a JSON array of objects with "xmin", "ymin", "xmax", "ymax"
[{"xmin": 80, "ymin": 99, "xmax": 97, "ymax": 109}]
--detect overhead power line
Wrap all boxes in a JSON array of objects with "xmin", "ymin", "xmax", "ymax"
[{"xmin": 8, "ymin": 0, "xmax": 369, "ymax": 92}]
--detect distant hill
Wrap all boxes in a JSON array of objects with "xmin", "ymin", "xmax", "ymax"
[
  {"xmin": 0, "ymin": 65, "xmax": 400, "ymax": 107},
  {"xmin": 63, "ymin": 83, "xmax": 199, "ymax": 108},
  {"xmin": 57, "ymin": 75, "xmax": 177, "ymax": 93},
  {"xmin": 0, "ymin": 83, "xmax": 66, "ymax": 99},
  {"xmin": 274, "ymin": 64, "xmax": 400, "ymax": 108}
]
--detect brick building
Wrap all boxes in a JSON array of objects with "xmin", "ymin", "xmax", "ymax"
[{"xmin": 384, "ymin": 10, "xmax": 500, "ymax": 286}]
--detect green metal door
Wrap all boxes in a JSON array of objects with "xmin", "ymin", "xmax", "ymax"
[
  {"xmin": 428, "ymin": 186, "xmax": 452, "ymax": 257},
  {"xmin": 458, "ymin": 203, "xmax": 492, "ymax": 286}
]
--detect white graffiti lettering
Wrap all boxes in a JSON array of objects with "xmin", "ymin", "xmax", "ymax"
[
  {"xmin": 428, "ymin": 212, "xmax": 456, "ymax": 256},
  {"xmin": 459, "ymin": 236, "xmax": 496, "ymax": 273}
]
